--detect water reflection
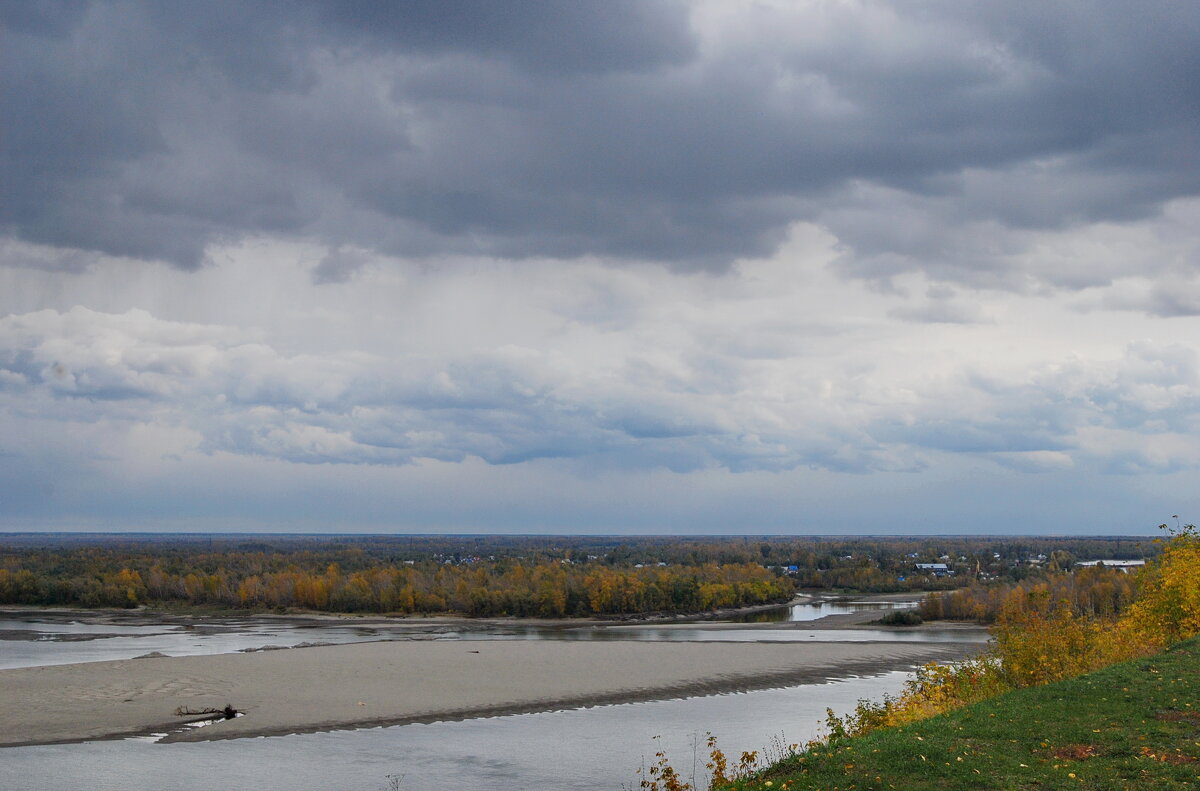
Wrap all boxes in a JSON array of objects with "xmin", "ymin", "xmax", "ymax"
[{"xmin": 732, "ymin": 597, "xmax": 921, "ymax": 623}]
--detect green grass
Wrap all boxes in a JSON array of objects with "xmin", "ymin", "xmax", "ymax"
[{"xmin": 724, "ymin": 636, "xmax": 1200, "ymax": 791}]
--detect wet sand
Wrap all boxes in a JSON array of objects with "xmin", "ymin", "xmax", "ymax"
[{"xmin": 0, "ymin": 638, "xmax": 981, "ymax": 747}]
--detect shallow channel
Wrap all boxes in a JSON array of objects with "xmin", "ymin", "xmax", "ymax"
[{"xmin": 0, "ymin": 597, "xmax": 983, "ymax": 670}]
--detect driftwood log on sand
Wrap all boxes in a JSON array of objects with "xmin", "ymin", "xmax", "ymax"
[{"xmin": 174, "ymin": 704, "xmax": 238, "ymax": 719}]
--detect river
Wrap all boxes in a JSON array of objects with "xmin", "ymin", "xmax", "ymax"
[{"xmin": 0, "ymin": 598, "xmax": 987, "ymax": 790}]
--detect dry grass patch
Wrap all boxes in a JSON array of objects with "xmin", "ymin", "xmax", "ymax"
[{"xmin": 1153, "ymin": 709, "xmax": 1200, "ymax": 723}]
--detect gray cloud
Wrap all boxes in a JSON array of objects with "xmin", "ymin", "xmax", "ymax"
[
  {"xmin": 312, "ymin": 247, "xmax": 372, "ymax": 284},
  {"xmin": 4, "ymin": 306, "xmax": 1198, "ymax": 480},
  {"xmin": 888, "ymin": 285, "xmax": 991, "ymax": 324},
  {"xmin": 865, "ymin": 341, "xmax": 1200, "ymax": 475},
  {"xmin": 1097, "ymin": 271, "xmax": 1200, "ymax": 318},
  {"xmin": 0, "ymin": 306, "xmax": 895, "ymax": 473},
  {"xmin": 312, "ymin": 0, "xmax": 695, "ymax": 75},
  {"xmin": 2, "ymin": 1, "xmax": 1197, "ymax": 283}
]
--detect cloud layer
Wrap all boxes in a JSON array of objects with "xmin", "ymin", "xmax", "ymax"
[
  {"xmin": 4, "ymin": 1, "xmax": 1197, "ymax": 282},
  {"xmin": 2, "ymin": 1, "xmax": 1199, "ymax": 532},
  {"xmin": 3, "ymin": 241, "xmax": 1198, "ymax": 481}
]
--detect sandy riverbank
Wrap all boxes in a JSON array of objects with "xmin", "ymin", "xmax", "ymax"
[{"xmin": 0, "ymin": 638, "xmax": 981, "ymax": 747}]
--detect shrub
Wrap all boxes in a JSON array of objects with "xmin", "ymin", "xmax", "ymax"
[{"xmin": 876, "ymin": 609, "xmax": 922, "ymax": 626}]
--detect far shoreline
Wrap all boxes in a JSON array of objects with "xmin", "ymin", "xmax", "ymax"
[
  {"xmin": 0, "ymin": 595, "xmax": 816, "ymax": 628},
  {"xmin": 0, "ymin": 588, "xmax": 950, "ymax": 631}
]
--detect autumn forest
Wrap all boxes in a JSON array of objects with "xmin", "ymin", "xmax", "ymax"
[{"xmin": 0, "ymin": 533, "xmax": 1154, "ymax": 619}]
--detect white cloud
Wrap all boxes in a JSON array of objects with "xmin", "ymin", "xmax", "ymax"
[{"xmin": 4, "ymin": 226, "xmax": 1199, "ymax": 501}]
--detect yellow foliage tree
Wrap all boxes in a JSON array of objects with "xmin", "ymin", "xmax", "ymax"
[{"xmin": 1119, "ymin": 523, "xmax": 1200, "ymax": 648}]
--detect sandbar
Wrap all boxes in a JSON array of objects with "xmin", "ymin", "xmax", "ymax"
[{"xmin": 0, "ymin": 638, "xmax": 981, "ymax": 747}]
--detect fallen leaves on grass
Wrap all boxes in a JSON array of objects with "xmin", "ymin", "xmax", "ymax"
[
  {"xmin": 1051, "ymin": 744, "xmax": 1099, "ymax": 761},
  {"xmin": 1139, "ymin": 746, "xmax": 1199, "ymax": 765}
]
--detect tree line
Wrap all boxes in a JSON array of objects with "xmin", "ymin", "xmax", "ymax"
[
  {"xmin": 0, "ymin": 532, "xmax": 1158, "ymax": 616},
  {"xmin": 919, "ymin": 563, "xmax": 1140, "ymax": 622},
  {"xmin": 0, "ymin": 549, "xmax": 792, "ymax": 617}
]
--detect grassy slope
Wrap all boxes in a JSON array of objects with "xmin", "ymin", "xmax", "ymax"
[{"xmin": 726, "ymin": 636, "xmax": 1199, "ymax": 791}]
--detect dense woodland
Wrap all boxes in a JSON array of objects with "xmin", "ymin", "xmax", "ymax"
[
  {"xmin": 0, "ymin": 533, "xmax": 1157, "ymax": 617},
  {"xmin": 919, "ymin": 563, "xmax": 1141, "ymax": 623}
]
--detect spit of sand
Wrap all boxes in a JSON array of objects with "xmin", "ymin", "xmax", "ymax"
[{"xmin": 0, "ymin": 638, "xmax": 983, "ymax": 746}]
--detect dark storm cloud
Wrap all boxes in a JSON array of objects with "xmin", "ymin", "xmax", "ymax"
[
  {"xmin": 2, "ymin": 1, "xmax": 1197, "ymax": 279},
  {"xmin": 312, "ymin": 0, "xmax": 695, "ymax": 74}
]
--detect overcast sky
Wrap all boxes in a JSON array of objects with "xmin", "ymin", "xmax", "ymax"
[{"xmin": 2, "ymin": 1, "xmax": 1198, "ymax": 534}]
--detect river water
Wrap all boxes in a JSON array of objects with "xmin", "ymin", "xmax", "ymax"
[
  {"xmin": 0, "ymin": 599, "xmax": 987, "ymax": 790},
  {"xmin": 735, "ymin": 597, "xmax": 922, "ymax": 622},
  {"xmin": 0, "ymin": 598, "xmax": 984, "ymax": 670}
]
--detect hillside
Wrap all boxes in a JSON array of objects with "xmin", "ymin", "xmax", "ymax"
[{"xmin": 725, "ymin": 636, "xmax": 1199, "ymax": 791}]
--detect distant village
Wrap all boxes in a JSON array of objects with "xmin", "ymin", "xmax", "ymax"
[{"xmin": 414, "ymin": 534, "xmax": 1153, "ymax": 590}]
